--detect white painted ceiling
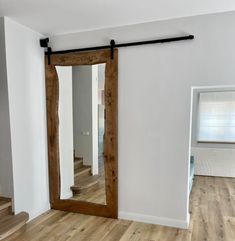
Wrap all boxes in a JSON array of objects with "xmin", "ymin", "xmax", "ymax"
[{"xmin": 0, "ymin": 0, "xmax": 235, "ymax": 36}]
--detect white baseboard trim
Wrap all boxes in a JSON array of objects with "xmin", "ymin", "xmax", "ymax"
[
  {"xmin": 118, "ymin": 211, "xmax": 190, "ymax": 229},
  {"xmin": 60, "ymin": 191, "xmax": 73, "ymax": 200},
  {"xmin": 28, "ymin": 204, "xmax": 51, "ymax": 221}
]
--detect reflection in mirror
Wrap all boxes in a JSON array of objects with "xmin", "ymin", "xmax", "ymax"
[{"xmin": 56, "ymin": 64, "xmax": 106, "ymax": 205}]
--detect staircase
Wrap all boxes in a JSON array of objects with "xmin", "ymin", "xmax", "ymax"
[
  {"xmin": 0, "ymin": 197, "xmax": 29, "ymax": 240},
  {"xmin": 71, "ymin": 157, "xmax": 99, "ymax": 195}
]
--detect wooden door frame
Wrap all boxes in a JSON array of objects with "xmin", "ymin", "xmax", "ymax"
[{"xmin": 45, "ymin": 49, "xmax": 118, "ymax": 218}]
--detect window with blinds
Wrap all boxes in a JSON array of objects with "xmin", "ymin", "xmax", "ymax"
[{"xmin": 198, "ymin": 91, "xmax": 235, "ymax": 143}]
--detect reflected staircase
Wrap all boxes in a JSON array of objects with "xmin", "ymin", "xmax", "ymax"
[{"xmin": 70, "ymin": 157, "xmax": 99, "ymax": 195}]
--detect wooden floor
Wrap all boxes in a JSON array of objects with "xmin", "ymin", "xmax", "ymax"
[{"xmin": 5, "ymin": 176, "xmax": 235, "ymax": 241}]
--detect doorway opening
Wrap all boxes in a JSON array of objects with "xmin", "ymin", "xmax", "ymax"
[{"xmin": 189, "ymin": 86, "xmax": 235, "ymax": 222}]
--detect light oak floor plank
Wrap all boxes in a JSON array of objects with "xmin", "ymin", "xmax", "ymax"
[{"xmin": 6, "ymin": 176, "xmax": 235, "ymax": 241}]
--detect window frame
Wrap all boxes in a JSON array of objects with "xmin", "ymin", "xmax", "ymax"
[{"xmin": 197, "ymin": 90, "xmax": 235, "ymax": 144}]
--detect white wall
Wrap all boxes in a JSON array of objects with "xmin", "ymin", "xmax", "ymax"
[
  {"xmin": 56, "ymin": 66, "xmax": 74, "ymax": 199},
  {"xmin": 72, "ymin": 66, "xmax": 98, "ymax": 174},
  {"xmin": 73, "ymin": 66, "xmax": 92, "ymax": 165},
  {"xmin": 98, "ymin": 64, "xmax": 105, "ymax": 91},
  {"xmin": 191, "ymin": 87, "xmax": 235, "ymax": 177},
  {"xmin": 192, "ymin": 147, "xmax": 235, "ymax": 177},
  {"xmin": 4, "ymin": 17, "xmax": 50, "ymax": 220},
  {"xmin": 50, "ymin": 11, "xmax": 235, "ymax": 228},
  {"xmin": 0, "ymin": 17, "xmax": 14, "ymax": 198}
]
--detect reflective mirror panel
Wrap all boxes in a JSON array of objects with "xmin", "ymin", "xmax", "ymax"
[{"xmin": 56, "ymin": 64, "xmax": 106, "ymax": 205}]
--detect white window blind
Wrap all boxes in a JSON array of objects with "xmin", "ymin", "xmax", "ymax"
[{"xmin": 198, "ymin": 91, "xmax": 235, "ymax": 143}]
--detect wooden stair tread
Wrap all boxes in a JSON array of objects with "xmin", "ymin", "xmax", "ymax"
[
  {"xmin": 71, "ymin": 175, "xmax": 99, "ymax": 190},
  {"xmin": 74, "ymin": 159, "xmax": 83, "ymax": 170},
  {"xmin": 74, "ymin": 166, "xmax": 91, "ymax": 178},
  {"xmin": 0, "ymin": 212, "xmax": 29, "ymax": 240},
  {"xmin": 74, "ymin": 157, "xmax": 83, "ymax": 162},
  {"xmin": 0, "ymin": 197, "xmax": 11, "ymax": 212}
]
